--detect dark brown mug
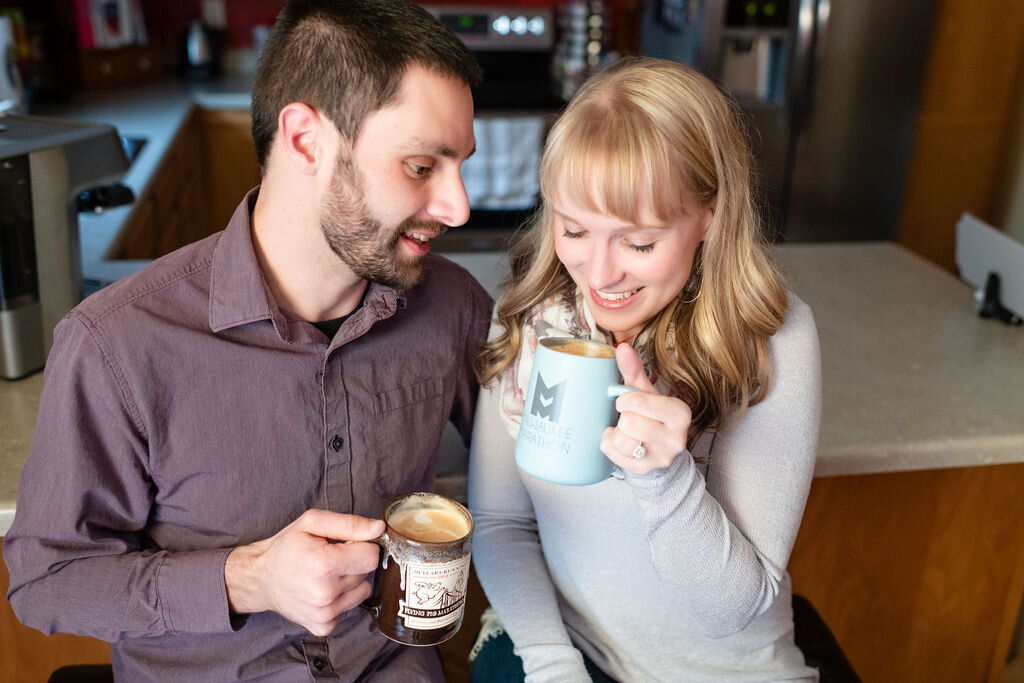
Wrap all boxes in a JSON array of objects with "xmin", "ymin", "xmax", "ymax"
[{"xmin": 361, "ymin": 492, "xmax": 474, "ymax": 646}]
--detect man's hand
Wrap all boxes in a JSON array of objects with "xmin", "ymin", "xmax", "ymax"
[{"xmin": 225, "ymin": 510, "xmax": 385, "ymax": 636}]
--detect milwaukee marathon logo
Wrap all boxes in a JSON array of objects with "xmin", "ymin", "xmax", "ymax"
[
  {"xmin": 530, "ymin": 373, "xmax": 565, "ymax": 421},
  {"xmin": 521, "ymin": 372, "xmax": 573, "ymax": 455}
]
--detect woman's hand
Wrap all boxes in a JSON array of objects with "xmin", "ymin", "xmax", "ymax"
[{"xmin": 601, "ymin": 343, "xmax": 692, "ymax": 475}]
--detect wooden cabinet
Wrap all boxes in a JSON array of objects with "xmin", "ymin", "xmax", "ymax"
[
  {"xmin": 110, "ymin": 107, "xmax": 261, "ymax": 261},
  {"xmin": 788, "ymin": 463, "xmax": 1024, "ymax": 682},
  {"xmin": 197, "ymin": 108, "xmax": 264, "ymax": 239},
  {"xmin": 896, "ymin": 0, "xmax": 1024, "ymax": 272}
]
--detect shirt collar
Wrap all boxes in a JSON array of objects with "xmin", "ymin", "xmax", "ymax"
[{"xmin": 208, "ymin": 187, "xmax": 285, "ymax": 335}]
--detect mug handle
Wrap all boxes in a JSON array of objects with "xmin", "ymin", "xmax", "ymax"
[
  {"xmin": 607, "ymin": 384, "xmax": 639, "ymax": 399},
  {"xmin": 358, "ymin": 533, "xmax": 389, "ymax": 617}
]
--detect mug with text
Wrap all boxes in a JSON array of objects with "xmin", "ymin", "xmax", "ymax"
[
  {"xmin": 361, "ymin": 492, "xmax": 473, "ymax": 646},
  {"xmin": 515, "ymin": 337, "xmax": 634, "ymax": 485}
]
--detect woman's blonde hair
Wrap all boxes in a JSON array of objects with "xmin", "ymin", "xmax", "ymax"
[{"xmin": 475, "ymin": 57, "xmax": 788, "ymax": 443}]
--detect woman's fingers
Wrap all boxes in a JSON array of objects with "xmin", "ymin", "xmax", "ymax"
[
  {"xmin": 616, "ymin": 343, "xmax": 657, "ymax": 393},
  {"xmin": 603, "ymin": 391, "xmax": 693, "ymax": 474},
  {"xmin": 615, "ymin": 391, "xmax": 692, "ymax": 431}
]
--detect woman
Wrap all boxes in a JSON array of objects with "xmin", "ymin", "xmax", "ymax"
[{"xmin": 467, "ymin": 57, "xmax": 822, "ymax": 682}]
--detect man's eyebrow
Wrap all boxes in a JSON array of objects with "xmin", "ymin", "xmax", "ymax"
[{"xmin": 407, "ymin": 139, "xmax": 476, "ymax": 160}]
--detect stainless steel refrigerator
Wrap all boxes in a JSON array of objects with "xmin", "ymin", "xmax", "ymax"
[{"xmin": 638, "ymin": 0, "xmax": 939, "ymax": 242}]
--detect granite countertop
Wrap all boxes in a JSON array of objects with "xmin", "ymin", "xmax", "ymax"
[
  {"xmin": 3, "ymin": 241, "xmax": 1022, "ymax": 535},
  {"xmin": 777, "ymin": 243, "xmax": 1024, "ymax": 476},
  {"xmin": 0, "ymin": 372, "xmax": 43, "ymax": 536}
]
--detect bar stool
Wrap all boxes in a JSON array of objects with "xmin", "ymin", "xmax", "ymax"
[{"xmin": 793, "ymin": 593, "xmax": 862, "ymax": 682}]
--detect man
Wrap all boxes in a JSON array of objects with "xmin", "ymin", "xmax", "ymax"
[{"xmin": 3, "ymin": 0, "xmax": 490, "ymax": 680}]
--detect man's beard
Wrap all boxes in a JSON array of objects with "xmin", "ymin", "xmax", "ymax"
[{"xmin": 319, "ymin": 153, "xmax": 445, "ymax": 292}]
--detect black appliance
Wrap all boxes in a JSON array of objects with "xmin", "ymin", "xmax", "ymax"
[
  {"xmin": 426, "ymin": 5, "xmax": 561, "ymax": 110},
  {"xmin": 422, "ymin": 5, "xmax": 561, "ymax": 247}
]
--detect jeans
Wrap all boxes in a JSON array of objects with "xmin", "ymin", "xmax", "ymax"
[{"xmin": 469, "ymin": 629, "xmax": 617, "ymax": 683}]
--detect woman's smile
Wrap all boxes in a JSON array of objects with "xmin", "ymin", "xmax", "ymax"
[{"xmin": 590, "ymin": 286, "xmax": 644, "ymax": 309}]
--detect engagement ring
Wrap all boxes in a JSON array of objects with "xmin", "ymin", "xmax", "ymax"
[{"xmin": 631, "ymin": 442, "xmax": 647, "ymax": 459}]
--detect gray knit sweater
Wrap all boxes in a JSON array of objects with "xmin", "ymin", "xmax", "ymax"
[{"xmin": 468, "ymin": 294, "xmax": 821, "ymax": 682}]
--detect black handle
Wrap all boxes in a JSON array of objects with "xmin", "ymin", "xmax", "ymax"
[
  {"xmin": 978, "ymin": 272, "xmax": 1023, "ymax": 326},
  {"xmin": 358, "ymin": 533, "xmax": 389, "ymax": 616},
  {"xmin": 76, "ymin": 183, "xmax": 136, "ymax": 214}
]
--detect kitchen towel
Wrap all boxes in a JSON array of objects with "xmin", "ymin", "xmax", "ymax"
[{"xmin": 461, "ymin": 115, "xmax": 544, "ymax": 211}]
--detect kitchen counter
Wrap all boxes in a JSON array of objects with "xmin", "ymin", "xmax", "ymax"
[
  {"xmin": 777, "ymin": 242, "xmax": 1024, "ymax": 476},
  {"xmin": 0, "ymin": 372, "xmax": 42, "ymax": 537},
  {"xmin": 3, "ymin": 241, "xmax": 1023, "ymax": 535}
]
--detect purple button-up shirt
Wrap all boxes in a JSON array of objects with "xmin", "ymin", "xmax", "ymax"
[{"xmin": 4, "ymin": 190, "xmax": 492, "ymax": 681}]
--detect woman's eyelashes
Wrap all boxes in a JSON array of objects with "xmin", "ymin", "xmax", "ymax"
[{"xmin": 560, "ymin": 226, "xmax": 657, "ymax": 253}]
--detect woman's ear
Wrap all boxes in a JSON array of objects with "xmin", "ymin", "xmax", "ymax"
[
  {"xmin": 700, "ymin": 196, "xmax": 716, "ymax": 238},
  {"xmin": 276, "ymin": 102, "xmax": 324, "ymax": 175}
]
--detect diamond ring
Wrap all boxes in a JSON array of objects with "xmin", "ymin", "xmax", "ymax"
[{"xmin": 631, "ymin": 441, "xmax": 647, "ymax": 459}]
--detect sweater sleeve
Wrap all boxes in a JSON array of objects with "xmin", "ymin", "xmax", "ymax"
[
  {"xmin": 622, "ymin": 296, "xmax": 821, "ymax": 638},
  {"xmin": 468, "ymin": 383, "xmax": 591, "ymax": 683},
  {"xmin": 3, "ymin": 315, "xmax": 237, "ymax": 640}
]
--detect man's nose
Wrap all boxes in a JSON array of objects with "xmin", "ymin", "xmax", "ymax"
[{"xmin": 427, "ymin": 171, "xmax": 471, "ymax": 227}]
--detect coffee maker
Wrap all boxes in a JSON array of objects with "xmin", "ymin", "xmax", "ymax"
[{"xmin": 0, "ymin": 113, "xmax": 128, "ymax": 379}]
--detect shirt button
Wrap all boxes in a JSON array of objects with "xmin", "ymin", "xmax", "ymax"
[
  {"xmin": 313, "ymin": 656, "xmax": 326, "ymax": 671},
  {"xmin": 331, "ymin": 435, "xmax": 343, "ymax": 451}
]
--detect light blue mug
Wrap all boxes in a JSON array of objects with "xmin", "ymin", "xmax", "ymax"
[{"xmin": 515, "ymin": 337, "xmax": 635, "ymax": 486}]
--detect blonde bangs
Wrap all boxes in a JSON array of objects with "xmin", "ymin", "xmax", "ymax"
[{"xmin": 540, "ymin": 98, "xmax": 691, "ymax": 224}]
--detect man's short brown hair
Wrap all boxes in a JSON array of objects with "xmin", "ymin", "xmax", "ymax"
[{"xmin": 251, "ymin": 0, "xmax": 482, "ymax": 173}]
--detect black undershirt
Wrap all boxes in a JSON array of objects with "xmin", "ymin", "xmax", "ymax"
[{"xmin": 311, "ymin": 288, "xmax": 367, "ymax": 339}]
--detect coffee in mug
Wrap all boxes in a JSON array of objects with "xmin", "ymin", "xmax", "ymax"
[
  {"xmin": 361, "ymin": 492, "xmax": 473, "ymax": 646},
  {"xmin": 387, "ymin": 501, "xmax": 471, "ymax": 543},
  {"xmin": 547, "ymin": 338, "xmax": 616, "ymax": 358},
  {"xmin": 515, "ymin": 337, "xmax": 634, "ymax": 485}
]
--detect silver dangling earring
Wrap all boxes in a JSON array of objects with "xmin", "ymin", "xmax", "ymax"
[{"xmin": 681, "ymin": 247, "xmax": 703, "ymax": 305}]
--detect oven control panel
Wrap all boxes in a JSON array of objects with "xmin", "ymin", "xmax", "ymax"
[{"xmin": 423, "ymin": 5, "xmax": 553, "ymax": 51}]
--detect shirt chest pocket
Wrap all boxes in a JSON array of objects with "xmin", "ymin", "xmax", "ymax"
[{"xmin": 373, "ymin": 377, "xmax": 447, "ymax": 496}]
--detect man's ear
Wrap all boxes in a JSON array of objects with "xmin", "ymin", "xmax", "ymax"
[{"xmin": 276, "ymin": 103, "xmax": 325, "ymax": 175}]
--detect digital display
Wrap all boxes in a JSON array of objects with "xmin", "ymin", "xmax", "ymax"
[
  {"xmin": 725, "ymin": 0, "xmax": 789, "ymax": 28},
  {"xmin": 440, "ymin": 13, "xmax": 489, "ymax": 35}
]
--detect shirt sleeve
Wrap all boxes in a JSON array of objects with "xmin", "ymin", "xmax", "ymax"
[
  {"xmin": 622, "ymin": 296, "xmax": 822, "ymax": 638},
  {"xmin": 448, "ymin": 277, "xmax": 494, "ymax": 447},
  {"xmin": 3, "ymin": 314, "xmax": 237, "ymax": 641},
  {"xmin": 468, "ymin": 382, "xmax": 591, "ymax": 683}
]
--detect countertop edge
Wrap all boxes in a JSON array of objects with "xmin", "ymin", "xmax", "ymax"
[{"xmin": 814, "ymin": 435, "xmax": 1024, "ymax": 477}]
